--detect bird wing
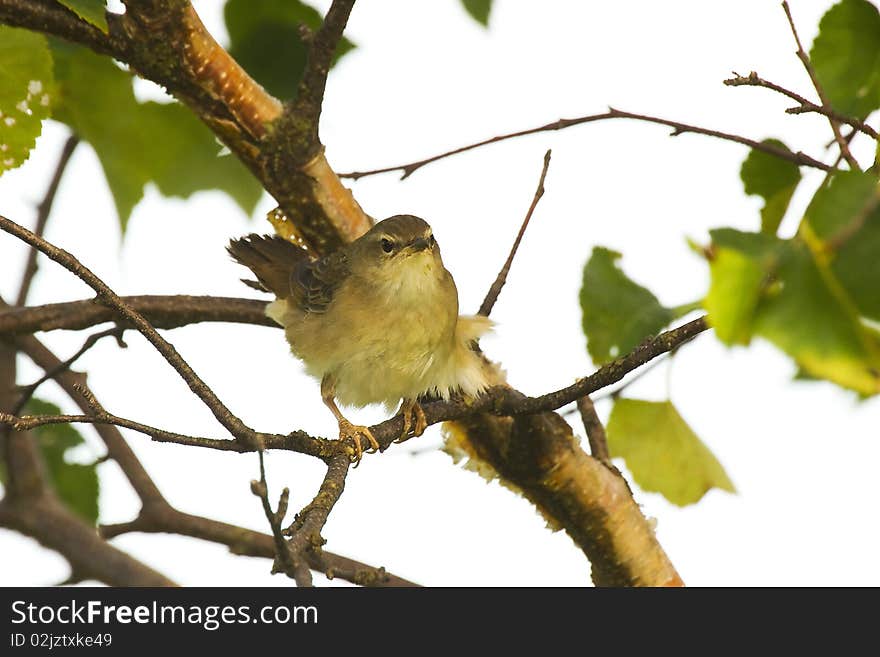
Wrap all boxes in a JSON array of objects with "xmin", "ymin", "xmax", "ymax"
[{"xmin": 290, "ymin": 249, "xmax": 350, "ymax": 314}]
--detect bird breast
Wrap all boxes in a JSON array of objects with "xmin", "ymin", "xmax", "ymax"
[{"xmin": 270, "ymin": 251, "xmax": 465, "ymax": 408}]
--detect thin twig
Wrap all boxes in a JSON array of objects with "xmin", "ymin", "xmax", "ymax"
[
  {"xmin": 15, "ymin": 135, "xmax": 79, "ymax": 307},
  {"xmin": 339, "ymin": 108, "xmax": 833, "ymax": 180},
  {"xmin": 478, "ymin": 149, "xmax": 551, "ymax": 317},
  {"xmin": 12, "ymin": 326, "xmax": 126, "ymax": 416},
  {"xmin": 252, "ymin": 451, "xmax": 309, "ymax": 585},
  {"xmin": 576, "ymin": 396, "xmax": 611, "ymax": 466},
  {"xmin": 13, "ymin": 327, "xmax": 169, "ymax": 503},
  {"xmin": 724, "ymin": 72, "xmax": 879, "ymax": 141},
  {"xmin": 782, "ymin": 1, "xmax": 860, "ymax": 169}
]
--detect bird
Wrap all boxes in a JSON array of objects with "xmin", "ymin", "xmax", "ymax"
[{"xmin": 228, "ymin": 214, "xmax": 494, "ymax": 463}]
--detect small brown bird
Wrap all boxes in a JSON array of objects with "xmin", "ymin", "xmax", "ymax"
[{"xmin": 228, "ymin": 215, "xmax": 493, "ymax": 462}]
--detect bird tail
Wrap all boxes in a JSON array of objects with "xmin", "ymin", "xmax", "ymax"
[{"xmin": 227, "ymin": 234, "xmax": 310, "ymax": 298}]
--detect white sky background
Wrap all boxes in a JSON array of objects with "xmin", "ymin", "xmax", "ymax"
[{"xmin": 2, "ymin": 0, "xmax": 879, "ymax": 586}]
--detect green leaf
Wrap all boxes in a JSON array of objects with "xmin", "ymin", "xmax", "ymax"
[
  {"xmin": 225, "ymin": 0, "xmax": 355, "ymax": 100},
  {"xmin": 137, "ymin": 102, "xmax": 263, "ymax": 216},
  {"xmin": 580, "ymin": 247, "xmax": 675, "ymax": 365},
  {"xmin": 801, "ymin": 170, "xmax": 880, "ymax": 322},
  {"xmin": 22, "ymin": 399, "xmax": 99, "ymax": 524},
  {"xmin": 461, "ymin": 0, "xmax": 492, "ymax": 26},
  {"xmin": 752, "ymin": 239, "xmax": 880, "ymax": 394},
  {"xmin": 810, "ymin": 0, "xmax": 880, "ymax": 117},
  {"xmin": 708, "ymin": 228, "xmax": 880, "ymax": 395},
  {"xmin": 0, "ymin": 27, "xmax": 53, "ymax": 174},
  {"xmin": 740, "ymin": 139, "xmax": 802, "ymax": 234},
  {"xmin": 606, "ymin": 399, "xmax": 735, "ymax": 506},
  {"xmin": 704, "ymin": 247, "xmax": 766, "ymax": 345},
  {"xmin": 49, "ymin": 41, "xmax": 262, "ymax": 230},
  {"xmin": 58, "ymin": 0, "xmax": 108, "ymax": 33}
]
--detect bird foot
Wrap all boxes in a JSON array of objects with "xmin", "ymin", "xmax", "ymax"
[
  {"xmin": 396, "ymin": 399, "xmax": 428, "ymax": 443},
  {"xmin": 337, "ymin": 419, "xmax": 379, "ymax": 465}
]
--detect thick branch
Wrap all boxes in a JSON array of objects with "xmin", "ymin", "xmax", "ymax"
[
  {"xmin": 99, "ymin": 505, "xmax": 418, "ymax": 587},
  {"xmin": 0, "ymin": 495, "xmax": 176, "ymax": 586}
]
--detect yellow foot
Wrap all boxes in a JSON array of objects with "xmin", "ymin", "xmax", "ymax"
[
  {"xmin": 338, "ymin": 419, "xmax": 379, "ymax": 465},
  {"xmin": 396, "ymin": 399, "xmax": 428, "ymax": 443}
]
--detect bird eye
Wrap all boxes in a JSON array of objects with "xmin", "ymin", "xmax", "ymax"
[
  {"xmin": 381, "ymin": 238, "xmax": 394, "ymax": 253},
  {"xmin": 428, "ymin": 234, "xmax": 436, "ymax": 246}
]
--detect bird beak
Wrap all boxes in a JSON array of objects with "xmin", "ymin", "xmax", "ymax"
[{"xmin": 409, "ymin": 237, "xmax": 430, "ymax": 251}]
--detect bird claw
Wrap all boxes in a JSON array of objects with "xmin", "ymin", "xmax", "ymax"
[
  {"xmin": 337, "ymin": 419, "xmax": 379, "ymax": 465},
  {"xmin": 396, "ymin": 400, "xmax": 428, "ymax": 443}
]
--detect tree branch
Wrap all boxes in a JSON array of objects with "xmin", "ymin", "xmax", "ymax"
[
  {"xmin": 2, "ymin": 316, "xmax": 710, "ymax": 462},
  {"xmin": 576, "ymin": 396, "xmax": 611, "ymax": 466},
  {"xmin": 0, "ymin": 295, "xmax": 274, "ymax": 335},
  {"xmin": 0, "ymin": 0, "xmax": 121, "ymax": 57},
  {"xmin": 12, "ymin": 327, "xmax": 413, "ymax": 586},
  {"xmin": 724, "ymin": 71, "xmax": 879, "ymax": 140},
  {"xmin": 781, "ymin": 1, "xmax": 860, "ymax": 169},
  {"xmin": 289, "ymin": 0, "xmax": 357, "ymax": 146},
  {"xmin": 0, "ymin": 496, "xmax": 176, "ymax": 586},
  {"xmin": 283, "ymin": 454, "xmax": 349, "ymax": 584},
  {"xmin": 478, "ymin": 149, "xmax": 551, "ymax": 317},
  {"xmin": 15, "ymin": 135, "xmax": 79, "ymax": 307},
  {"xmin": 251, "ymin": 451, "xmax": 310, "ymax": 585},
  {"xmin": 340, "ymin": 108, "xmax": 833, "ymax": 180},
  {"xmin": 0, "ymin": 214, "xmax": 269, "ymax": 448},
  {"xmin": 11, "ymin": 326, "xmax": 125, "ymax": 416}
]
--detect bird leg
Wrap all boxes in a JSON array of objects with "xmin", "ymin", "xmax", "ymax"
[
  {"xmin": 321, "ymin": 376, "xmax": 379, "ymax": 464},
  {"xmin": 395, "ymin": 398, "xmax": 428, "ymax": 443}
]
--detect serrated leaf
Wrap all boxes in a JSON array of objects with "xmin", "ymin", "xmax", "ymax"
[
  {"xmin": 225, "ymin": 0, "xmax": 355, "ymax": 100},
  {"xmin": 810, "ymin": 0, "xmax": 880, "ymax": 117},
  {"xmin": 704, "ymin": 247, "xmax": 766, "ymax": 345},
  {"xmin": 58, "ymin": 0, "xmax": 108, "ymax": 33},
  {"xmin": 801, "ymin": 170, "xmax": 880, "ymax": 322},
  {"xmin": 0, "ymin": 27, "xmax": 53, "ymax": 174},
  {"xmin": 22, "ymin": 399, "xmax": 99, "ymax": 524},
  {"xmin": 580, "ymin": 247, "xmax": 675, "ymax": 364},
  {"xmin": 740, "ymin": 138, "xmax": 801, "ymax": 234},
  {"xmin": 49, "ymin": 41, "xmax": 262, "ymax": 230},
  {"xmin": 461, "ymin": 0, "xmax": 492, "ymax": 26},
  {"xmin": 606, "ymin": 399, "xmax": 735, "ymax": 506}
]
